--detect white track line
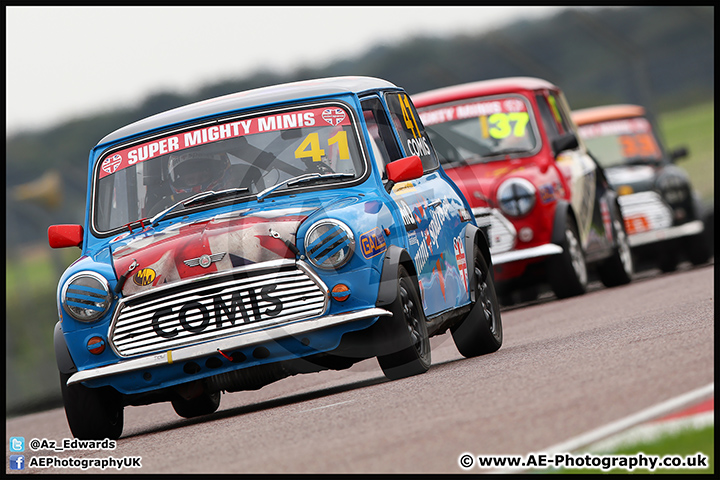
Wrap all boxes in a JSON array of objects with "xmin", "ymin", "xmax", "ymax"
[
  {"xmin": 300, "ymin": 400, "xmax": 354, "ymax": 413},
  {"xmin": 492, "ymin": 382, "xmax": 714, "ymax": 474}
]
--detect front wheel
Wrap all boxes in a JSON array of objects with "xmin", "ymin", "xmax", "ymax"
[
  {"xmin": 377, "ymin": 265, "xmax": 431, "ymax": 380},
  {"xmin": 59, "ymin": 372, "xmax": 124, "ymax": 440},
  {"xmin": 548, "ymin": 218, "xmax": 588, "ymax": 299},
  {"xmin": 685, "ymin": 231, "xmax": 711, "ymax": 266},
  {"xmin": 451, "ymin": 245, "xmax": 502, "ymax": 357},
  {"xmin": 598, "ymin": 217, "xmax": 634, "ymax": 287}
]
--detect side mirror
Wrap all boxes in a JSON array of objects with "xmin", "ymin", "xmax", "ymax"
[
  {"xmin": 669, "ymin": 146, "xmax": 689, "ymax": 163},
  {"xmin": 48, "ymin": 224, "xmax": 83, "ymax": 249},
  {"xmin": 551, "ymin": 132, "xmax": 579, "ymax": 157},
  {"xmin": 385, "ymin": 155, "xmax": 424, "ymax": 192}
]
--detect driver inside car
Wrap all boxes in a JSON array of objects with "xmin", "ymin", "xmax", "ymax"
[
  {"xmin": 169, "ymin": 151, "xmax": 229, "ymax": 195},
  {"xmin": 145, "ymin": 151, "xmax": 230, "ymax": 216}
]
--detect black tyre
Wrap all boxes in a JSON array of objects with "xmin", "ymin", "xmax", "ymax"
[
  {"xmin": 658, "ymin": 247, "xmax": 679, "ymax": 273},
  {"xmin": 686, "ymin": 232, "xmax": 711, "ymax": 266},
  {"xmin": 548, "ymin": 217, "xmax": 588, "ymax": 299},
  {"xmin": 451, "ymin": 246, "xmax": 502, "ymax": 358},
  {"xmin": 171, "ymin": 391, "xmax": 221, "ymax": 419},
  {"xmin": 598, "ymin": 216, "xmax": 633, "ymax": 287},
  {"xmin": 59, "ymin": 372, "xmax": 124, "ymax": 440},
  {"xmin": 377, "ymin": 265, "xmax": 431, "ymax": 380}
]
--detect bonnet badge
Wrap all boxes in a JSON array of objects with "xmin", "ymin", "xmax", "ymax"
[{"xmin": 184, "ymin": 252, "xmax": 226, "ymax": 268}]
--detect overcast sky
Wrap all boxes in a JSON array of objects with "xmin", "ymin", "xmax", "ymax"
[{"xmin": 6, "ymin": 6, "xmax": 570, "ymax": 136}]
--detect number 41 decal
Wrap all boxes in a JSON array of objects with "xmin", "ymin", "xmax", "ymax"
[{"xmin": 295, "ymin": 131, "xmax": 350, "ymax": 162}]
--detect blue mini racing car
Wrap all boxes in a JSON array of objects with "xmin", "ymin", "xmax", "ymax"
[{"xmin": 49, "ymin": 76, "xmax": 501, "ymax": 440}]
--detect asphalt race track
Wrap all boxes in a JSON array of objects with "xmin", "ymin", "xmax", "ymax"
[{"xmin": 6, "ymin": 261, "xmax": 714, "ymax": 474}]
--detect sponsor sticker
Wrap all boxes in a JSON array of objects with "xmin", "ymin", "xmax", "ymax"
[
  {"xmin": 359, "ymin": 227, "xmax": 387, "ymax": 259},
  {"xmin": 397, "ymin": 199, "xmax": 418, "ymax": 231},
  {"xmin": 391, "ymin": 181, "xmax": 417, "ymax": 195},
  {"xmin": 133, "ymin": 268, "xmax": 156, "ymax": 286}
]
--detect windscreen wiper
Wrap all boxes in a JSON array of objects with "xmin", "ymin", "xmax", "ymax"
[
  {"xmin": 182, "ymin": 187, "xmax": 250, "ymax": 207},
  {"xmin": 256, "ymin": 173, "xmax": 354, "ymax": 202},
  {"xmin": 149, "ymin": 188, "xmax": 249, "ymax": 227},
  {"xmin": 494, "ymin": 148, "xmax": 530, "ymax": 156}
]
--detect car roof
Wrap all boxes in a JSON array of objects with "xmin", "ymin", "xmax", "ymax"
[
  {"xmin": 97, "ymin": 76, "xmax": 399, "ymax": 146},
  {"xmin": 413, "ymin": 77, "xmax": 559, "ymax": 108},
  {"xmin": 571, "ymin": 104, "xmax": 647, "ymax": 126}
]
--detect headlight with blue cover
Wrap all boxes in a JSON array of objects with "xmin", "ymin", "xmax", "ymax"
[
  {"xmin": 61, "ymin": 271, "xmax": 113, "ymax": 322},
  {"xmin": 304, "ymin": 219, "xmax": 355, "ymax": 269}
]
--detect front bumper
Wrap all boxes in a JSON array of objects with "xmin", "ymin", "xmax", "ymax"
[
  {"xmin": 628, "ymin": 220, "xmax": 704, "ymax": 247},
  {"xmin": 492, "ymin": 244, "xmax": 563, "ymax": 265},
  {"xmin": 67, "ymin": 307, "xmax": 391, "ymax": 387},
  {"xmin": 473, "ymin": 206, "xmax": 563, "ymax": 265},
  {"xmin": 618, "ymin": 191, "xmax": 704, "ymax": 247}
]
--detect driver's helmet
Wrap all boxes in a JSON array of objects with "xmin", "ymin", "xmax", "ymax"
[{"xmin": 168, "ymin": 151, "xmax": 229, "ymax": 194}]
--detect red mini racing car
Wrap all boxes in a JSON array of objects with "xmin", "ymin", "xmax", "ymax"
[
  {"xmin": 572, "ymin": 104, "xmax": 712, "ymax": 272},
  {"xmin": 413, "ymin": 77, "xmax": 633, "ymax": 303}
]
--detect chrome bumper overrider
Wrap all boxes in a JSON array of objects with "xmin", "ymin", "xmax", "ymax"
[
  {"xmin": 491, "ymin": 244, "xmax": 564, "ymax": 265},
  {"xmin": 628, "ymin": 220, "xmax": 704, "ymax": 247},
  {"xmin": 67, "ymin": 308, "xmax": 392, "ymax": 386}
]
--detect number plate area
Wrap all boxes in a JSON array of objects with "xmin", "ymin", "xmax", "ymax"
[
  {"xmin": 109, "ymin": 262, "xmax": 327, "ymax": 357},
  {"xmin": 618, "ymin": 191, "xmax": 673, "ymax": 235}
]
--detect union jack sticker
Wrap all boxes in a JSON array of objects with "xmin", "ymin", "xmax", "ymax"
[
  {"xmin": 102, "ymin": 153, "xmax": 123, "ymax": 174},
  {"xmin": 322, "ymin": 108, "xmax": 346, "ymax": 126}
]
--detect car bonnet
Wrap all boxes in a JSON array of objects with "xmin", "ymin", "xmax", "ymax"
[{"xmin": 108, "ymin": 198, "xmax": 329, "ymax": 297}]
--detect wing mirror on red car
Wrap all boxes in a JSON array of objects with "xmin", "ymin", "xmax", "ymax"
[
  {"xmin": 551, "ymin": 132, "xmax": 579, "ymax": 157},
  {"xmin": 48, "ymin": 224, "xmax": 83, "ymax": 249},
  {"xmin": 385, "ymin": 155, "xmax": 424, "ymax": 192}
]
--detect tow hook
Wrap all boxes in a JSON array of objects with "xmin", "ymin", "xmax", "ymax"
[{"xmin": 269, "ymin": 228, "xmax": 302, "ymax": 257}]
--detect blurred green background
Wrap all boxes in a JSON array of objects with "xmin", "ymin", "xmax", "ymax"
[{"xmin": 5, "ymin": 6, "xmax": 714, "ymax": 415}]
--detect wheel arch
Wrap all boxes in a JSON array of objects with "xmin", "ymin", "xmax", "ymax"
[
  {"xmin": 54, "ymin": 322, "xmax": 78, "ymax": 375},
  {"xmin": 464, "ymin": 223, "xmax": 491, "ymax": 302},
  {"xmin": 376, "ymin": 245, "xmax": 418, "ymax": 308},
  {"xmin": 551, "ymin": 199, "xmax": 577, "ymax": 245}
]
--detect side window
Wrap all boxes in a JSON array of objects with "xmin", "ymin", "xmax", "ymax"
[
  {"xmin": 361, "ymin": 96, "xmax": 401, "ymax": 179},
  {"xmin": 535, "ymin": 93, "xmax": 561, "ymax": 142},
  {"xmin": 384, "ymin": 92, "xmax": 439, "ymax": 172},
  {"xmin": 536, "ymin": 91, "xmax": 573, "ymax": 142}
]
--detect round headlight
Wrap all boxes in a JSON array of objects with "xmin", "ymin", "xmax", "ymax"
[
  {"xmin": 497, "ymin": 178, "xmax": 536, "ymax": 217},
  {"xmin": 656, "ymin": 174, "xmax": 688, "ymax": 204},
  {"xmin": 61, "ymin": 271, "xmax": 112, "ymax": 322},
  {"xmin": 304, "ymin": 219, "xmax": 355, "ymax": 269}
]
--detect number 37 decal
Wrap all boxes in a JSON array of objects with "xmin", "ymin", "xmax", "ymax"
[{"xmin": 479, "ymin": 112, "xmax": 530, "ymax": 139}]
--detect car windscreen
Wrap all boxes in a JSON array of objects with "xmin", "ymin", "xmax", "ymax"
[
  {"xmin": 576, "ymin": 116, "xmax": 663, "ymax": 168},
  {"xmin": 417, "ymin": 94, "xmax": 538, "ymax": 165},
  {"xmin": 93, "ymin": 103, "xmax": 366, "ymax": 234}
]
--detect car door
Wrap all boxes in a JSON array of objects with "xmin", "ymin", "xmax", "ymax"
[
  {"xmin": 536, "ymin": 90, "xmax": 598, "ymax": 248},
  {"xmin": 381, "ymin": 91, "xmax": 473, "ymax": 316}
]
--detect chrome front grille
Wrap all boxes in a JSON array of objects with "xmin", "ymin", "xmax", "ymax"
[
  {"xmin": 472, "ymin": 207, "xmax": 516, "ymax": 254},
  {"xmin": 109, "ymin": 260, "xmax": 327, "ymax": 357},
  {"xmin": 618, "ymin": 191, "xmax": 673, "ymax": 234}
]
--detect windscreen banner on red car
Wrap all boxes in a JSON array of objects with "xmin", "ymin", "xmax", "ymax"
[
  {"xmin": 98, "ymin": 106, "xmax": 352, "ymax": 179},
  {"xmin": 418, "ymin": 96, "xmax": 531, "ymax": 144},
  {"xmin": 419, "ymin": 97, "xmax": 528, "ymax": 125}
]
